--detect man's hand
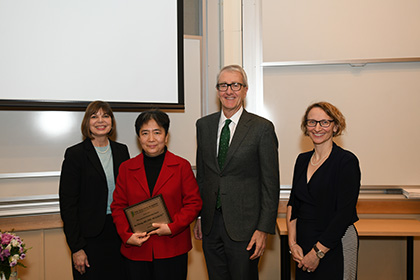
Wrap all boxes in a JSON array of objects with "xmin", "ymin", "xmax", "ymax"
[
  {"xmin": 246, "ymin": 230, "xmax": 267, "ymax": 260},
  {"xmin": 73, "ymin": 249, "xmax": 90, "ymax": 275},
  {"xmin": 193, "ymin": 218, "xmax": 202, "ymax": 240}
]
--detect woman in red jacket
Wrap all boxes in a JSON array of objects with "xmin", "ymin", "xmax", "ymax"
[{"xmin": 111, "ymin": 109, "xmax": 202, "ymax": 280}]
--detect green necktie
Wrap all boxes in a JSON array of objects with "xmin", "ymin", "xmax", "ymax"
[{"xmin": 216, "ymin": 119, "xmax": 232, "ymax": 209}]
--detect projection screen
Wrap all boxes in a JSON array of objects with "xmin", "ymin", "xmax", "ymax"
[{"xmin": 0, "ymin": 0, "xmax": 184, "ymax": 110}]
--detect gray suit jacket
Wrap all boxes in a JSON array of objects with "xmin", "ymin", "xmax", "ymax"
[{"xmin": 196, "ymin": 109, "xmax": 280, "ymax": 241}]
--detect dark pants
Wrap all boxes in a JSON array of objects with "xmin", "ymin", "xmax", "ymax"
[
  {"xmin": 72, "ymin": 214, "xmax": 125, "ymax": 280},
  {"xmin": 203, "ymin": 210, "xmax": 260, "ymax": 280},
  {"xmin": 124, "ymin": 253, "xmax": 188, "ymax": 280}
]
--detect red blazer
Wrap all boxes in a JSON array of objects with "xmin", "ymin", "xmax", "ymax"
[{"xmin": 111, "ymin": 151, "xmax": 202, "ymax": 261}]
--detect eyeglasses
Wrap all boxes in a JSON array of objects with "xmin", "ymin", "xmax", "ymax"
[
  {"xmin": 306, "ymin": 119, "xmax": 334, "ymax": 127},
  {"xmin": 216, "ymin": 82, "xmax": 245, "ymax": 92}
]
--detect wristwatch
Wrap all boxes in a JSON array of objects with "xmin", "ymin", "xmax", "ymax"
[{"xmin": 313, "ymin": 244, "xmax": 325, "ymax": 259}]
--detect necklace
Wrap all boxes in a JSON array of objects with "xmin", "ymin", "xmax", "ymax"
[{"xmin": 310, "ymin": 152, "xmax": 330, "ymax": 166}]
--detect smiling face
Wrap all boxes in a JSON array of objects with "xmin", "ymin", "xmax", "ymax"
[
  {"xmin": 89, "ymin": 108, "xmax": 112, "ymax": 139},
  {"xmin": 138, "ymin": 119, "xmax": 168, "ymax": 157},
  {"xmin": 217, "ymin": 70, "xmax": 248, "ymax": 118},
  {"xmin": 306, "ymin": 107, "xmax": 337, "ymax": 146}
]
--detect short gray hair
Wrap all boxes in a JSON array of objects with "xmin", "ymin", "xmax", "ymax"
[{"xmin": 216, "ymin": 64, "xmax": 248, "ymax": 88}]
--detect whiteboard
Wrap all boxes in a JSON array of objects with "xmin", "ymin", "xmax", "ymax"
[
  {"xmin": 0, "ymin": 0, "xmax": 183, "ymax": 110},
  {"xmin": 262, "ymin": 0, "xmax": 420, "ymax": 63},
  {"xmin": 262, "ymin": 63, "xmax": 420, "ymax": 186}
]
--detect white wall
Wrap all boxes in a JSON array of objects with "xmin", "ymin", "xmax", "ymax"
[
  {"xmin": 261, "ymin": 0, "xmax": 420, "ymax": 62},
  {"xmin": 243, "ymin": 0, "xmax": 420, "ymax": 186}
]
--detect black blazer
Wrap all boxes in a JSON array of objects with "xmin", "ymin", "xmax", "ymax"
[
  {"xmin": 196, "ymin": 110, "xmax": 280, "ymax": 241},
  {"xmin": 59, "ymin": 138, "xmax": 130, "ymax": 253},
  {"xmin": 288, "ymin": 142, "xmax": 361, "ymax": 250}
]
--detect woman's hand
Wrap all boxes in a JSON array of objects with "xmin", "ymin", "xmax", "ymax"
[
  {"xmin": 148, "ymin": 223, "xmax": 172, "ymax": 236},
  {"xmin": 289, "ymin": 243, "xmax": 304, "ymax": 264},
  {"xmin": 126, "ymin": 232, "xmax": 150, "ymax": 247},
  {"xmin": 73, "ymin": 249, "xmax": 90, "ymax": 275},
  {"xmin": 299, "ymin": 249, "xmax": 320, "ymax": 273}
]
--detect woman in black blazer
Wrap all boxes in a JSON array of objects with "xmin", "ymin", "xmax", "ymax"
[
  {"xmin": 287, "ymin": 102, "xmax": 361, "ymax": 279},
  {"xmin": 59, "ymin": 101, "xmax": 130, "ymax": 279}
]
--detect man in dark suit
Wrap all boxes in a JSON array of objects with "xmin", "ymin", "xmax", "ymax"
[{"xmin": 194, "ymin": 65, "xmax": 280, "ymax": 280}]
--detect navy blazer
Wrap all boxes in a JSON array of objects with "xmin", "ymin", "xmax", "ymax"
[
  {"xmin": 196, "ymin": 110, "xmax": 280, "ymax": 241},
  {"xmin": 59, "ymin": 138, "xmax": 130, "ymax": 253}
]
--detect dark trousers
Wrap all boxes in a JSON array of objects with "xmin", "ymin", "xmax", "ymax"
[
  {"xmin": 72, "ymin": 214, "xmax": 125, "ymax": 280},
  {"xmin": 124, "ymin": 253, "xmax": 188, "ymax": 280},
  {"xmin": 203, "ymin": 210, "xmax": 260, "ymax": 280}
]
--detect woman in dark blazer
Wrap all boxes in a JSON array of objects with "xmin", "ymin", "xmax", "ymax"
[
  {"xmin": 111, "ymin": 109, "xmax": 202, "ymax": 280},
  {"xmin": 287, "ymin": 102, "xmax": 361, "ymax": 280},
  {"xmin": 59, "ymin": 101, "xmax": 130, "ymax": 279}
]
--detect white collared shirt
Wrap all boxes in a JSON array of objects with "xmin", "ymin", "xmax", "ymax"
[{"xmin": 217, "ymin": 106, "xmax": 243, "ymax": 155}]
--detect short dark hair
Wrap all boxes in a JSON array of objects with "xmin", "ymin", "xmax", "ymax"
[
  {"xmin": 135, "ymin": 109, "xmax": 170, "ymax": 136},
  {"xmin": 301, "ymin": 101, "xmax": 346, "ymax": 136},
  {"xmin": 81, "ymin": 101, "xmax": 115, "ymax": 139}
]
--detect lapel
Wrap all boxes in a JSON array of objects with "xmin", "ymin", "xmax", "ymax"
[
  {"xmin": 83, "ymin": 139, "xmax": 106, "ymax": 180},
  {"xmin": 208, "ymin": 112, "xmax": 222, "ymax": 172},
  {"xmin": 152, "ymin": 151, "xmax": 176, "ymax": 196},
  {"xmin": 130, "ymin": 152, "xmax": 178, "ymax": 197},
  {"xmin": 109, "ymin": 140, "xmax": 120, "ymax": 180},
  {"xmin": 131, "ymin": 154, "xmax": 151, "ymax": 196},
  {"xmin": 222, "ymin": 110, "xmax": 252, "ymax": 170}
]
